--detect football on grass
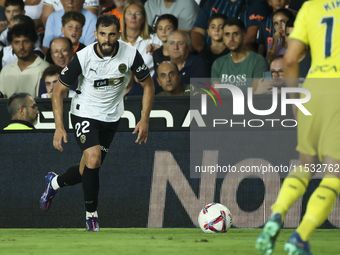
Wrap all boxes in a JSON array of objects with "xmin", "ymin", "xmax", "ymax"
[{"xmin": 198, "ymin": 203, "xmax": 232, "ymax": 233}]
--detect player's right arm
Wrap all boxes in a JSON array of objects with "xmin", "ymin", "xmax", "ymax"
[
  {"xmin": 52, "ymin": 80, "xmax": 69, "ymax": 152},
  {"xmin": 283, "ymin": 2, "xmax": 308, "ymax": 100},
  {"xmin": 52, "ymin": 54, "xmax": 82, "ymax": 151}
]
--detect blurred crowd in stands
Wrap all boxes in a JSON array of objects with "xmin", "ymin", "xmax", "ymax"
[{"xmin": 0, "ymin": 0, "xmax": 309, "ymax": 100}]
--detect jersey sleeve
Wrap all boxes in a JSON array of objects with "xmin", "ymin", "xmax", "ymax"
[
  {"xmin": 59, "ymin": 54, "xmax": 82, "ymax": 87},
  {"xmin": 131, "ymin": 50, "xmax": 150, "ymax": 82},
  {"xmin": 289, "ymin": 2, "xmax": 309, "ymax": 45}
]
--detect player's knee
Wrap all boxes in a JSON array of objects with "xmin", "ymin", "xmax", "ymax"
[{"xmin": 86, "ymin": 153, "xmax": 102, "ymax": 168}]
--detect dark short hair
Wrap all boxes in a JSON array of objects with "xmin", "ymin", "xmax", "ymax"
[
  {"xmin": 271, "ymin": 54, "xmax": 284, "ymax": 65},
  {"xmin": 96, "ymin": 13, "xmax": 120, "ymax": 32},
  {"xmin": 49, "ymin": 37, "xmax": 73, "ymax": 51},
  {"xmin": 223, "ymin": 18, "xmax": 246, "ymax": 31},
  {"xmin": 7, "ymin": 23, "xmax": 38, "ymax": 44},
  {"xmin": 42, "ymin": 65, "xmax": 63, "ymax": 81},
  {"xmin": 62, "ymin": 11, "xmax": 86, "ymax": 27},
  {"xmin": 207, "ymin": 13, "xmax": 228, "ymax": 27},
  {"xmin": 7, "ymin": 92, "xmax": 31, "ymax": 116},
  {"xmin": 155, "ymin": 14, "xmax": 178, "ymax": 30},
  {"xmin": 286, "ymin": 19, "xmax": 295, "ymax": 29},
  {"xmin": 11, "ymin": 14, "xmax": 36, "ymax": 29},
  {"xmin": 273, "ymin": 8, "xmax": 295, "ymax": 23},
  {"xmin": 4, "ymin": 0, "xmax": 24, "ymax": 11}
]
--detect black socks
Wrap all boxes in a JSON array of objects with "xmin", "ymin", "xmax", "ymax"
[
  {"xmin": 82, "ymin": 166, "xmax": 100, "ymax": 212},
  {"xmin": 57, "ymin": 165, "xmax": 82, "ymax": 187}
]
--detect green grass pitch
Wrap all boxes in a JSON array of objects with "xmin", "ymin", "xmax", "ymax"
[{"xmin": 0, "ymin": 228, "xmax": 339, "ymax": 255}]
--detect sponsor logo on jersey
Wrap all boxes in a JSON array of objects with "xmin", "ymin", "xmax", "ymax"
[
  {"xmin": 119, "ymin": 63, "xmax": 127, "ymax": 73},
  {"xmin": 136, "ymin": 64, "xmax": 147, "ymax": 73},
  {"xmin": 110, "ymin": 77, "xmax": 124, "ymax": 86},
  {"xmin": 61, "ymin": 66, "xmax": 68, "ymax": 75},
  {"xmin": 94, "ymin": 79, "xmax": 109, "ymax": 87},
  {"xmin": 90, "ymin": 68, "xmax": 98, "ymax": 74},
  {"xmin": 310, "ymin": 65, "xmax": 339, "ymax": 73},
  {"xmin": 94, "ymin": 77, "xmax": 124, "ymax": 88}
]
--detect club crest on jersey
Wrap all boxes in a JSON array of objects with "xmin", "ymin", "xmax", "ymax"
[
  {"xmin": 118, "ymin": 63, "xmax": 127, "ymax": 74},
  {"xmin": 80, "ymin": 135, "xmax": 86, "ymax": 144},
  {"xmin": 61, "ymin": 66, "xmax": 68, "ymax": 75}
]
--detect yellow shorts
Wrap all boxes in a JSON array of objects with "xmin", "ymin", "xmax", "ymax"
[{"xmin": 297, "ymin": 78, "xmax": 340, "ymax": 162}]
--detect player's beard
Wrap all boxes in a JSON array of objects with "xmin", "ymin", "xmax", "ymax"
[{"xmin": 98, "ymin": 41, "xmax": 116, "ymax": 56}]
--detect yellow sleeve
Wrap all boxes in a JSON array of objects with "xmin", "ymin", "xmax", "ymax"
[{"xmin": 289, "ymin": 2, "xmax": 310, "ymax": 45}]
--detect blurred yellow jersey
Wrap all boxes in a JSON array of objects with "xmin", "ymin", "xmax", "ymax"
[{"xmin": 290, "ymin": 0, "xmax": 340, "ymax": 78}]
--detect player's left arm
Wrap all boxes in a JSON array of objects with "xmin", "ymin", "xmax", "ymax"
[
  {"xmin": 130, "ymin": 50, "xmax": 155, "ymax": 144},
  {"xmin": 283, "ymin": 38, "xmax": 306, "ymax": 93},
  {"xmin": 284, "ymin": 2, "xmax": 309, "ymax": 93},
  {"xmin": 133, "ymin": 75, "xmax": 155, "ymax": 144},
  {"xmin": 284, "ymin": 38, "xmax": 306, "ymax": 119}
]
